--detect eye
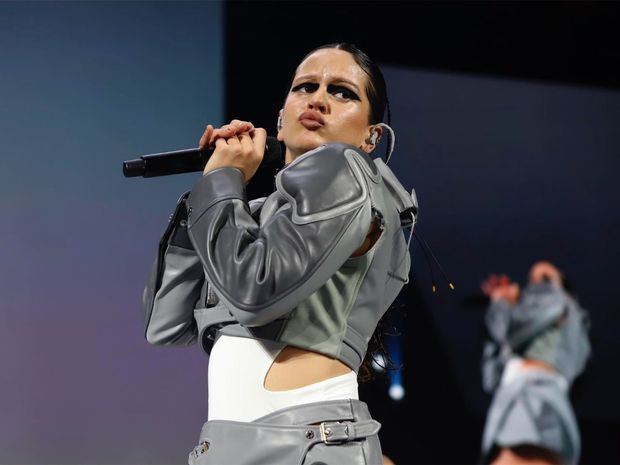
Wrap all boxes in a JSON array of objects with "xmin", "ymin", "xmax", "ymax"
[
  {"xmin": 328, "ymin": 85, "xmax": 360, "ymax": 101},
  {"xmin": 291, "ymin": 82, "xmax": 318, "ymax": 94}
]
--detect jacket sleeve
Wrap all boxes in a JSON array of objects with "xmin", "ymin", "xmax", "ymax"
[
  {"xmin": 507, "ymin": 282, "xmax": 567, "ymax": 350},
  {"xmin": 481, "ymin": 299, "xmax": 513, "ymax": 392},
  {"xmin": 186, "ymin": 143, "xmax": 373, "ymax": 327},
  {"xmin": 142, "ymin": 192, "xmax": 203, "ymax": 345},
  {"xmin": 485, "ymin": 299, "xmax": 513, "ymax": 344}
]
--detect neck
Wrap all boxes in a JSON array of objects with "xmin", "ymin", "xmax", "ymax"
[
  {"xmin": 284, "ymin": 143, "xmax": 369, "ymax": 164},
  {"xmin": 284, "ymin": 148, "xmax": 301, "ymax": 165}
]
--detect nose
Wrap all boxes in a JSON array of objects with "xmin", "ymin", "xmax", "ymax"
[{"xmin": 308, "ymin": 86, "xmax": 329, "ymax": 114}]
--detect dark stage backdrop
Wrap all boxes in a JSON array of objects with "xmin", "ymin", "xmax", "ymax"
[
  {"xmin": 224, "ymin": 2, "xmax": 620, "ymax": 463},
  {"xmin": 0, "ymin": 2, "xmax": 223, "ymax": 463},
  {"xmin": 358, "ymin": 67, "xmax": 620, "ymax": 464}
]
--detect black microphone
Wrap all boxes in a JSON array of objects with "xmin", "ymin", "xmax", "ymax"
[{"xmin": 123, "ymin": 136, "xmax": 283, "ymax": 178}]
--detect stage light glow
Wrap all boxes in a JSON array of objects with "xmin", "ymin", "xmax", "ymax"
[{"xmin": 388, "ymin": 384, "xmax": 405, "ymax": 401}]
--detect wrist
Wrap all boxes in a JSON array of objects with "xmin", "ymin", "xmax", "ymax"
[{"xmin": 187, "ymin": 167, "xmax": 246, "ymax": 226}]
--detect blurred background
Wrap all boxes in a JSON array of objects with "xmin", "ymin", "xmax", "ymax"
[{"xmin": 0, "ymin": 1, "xmax": 618, "ymax": 463}]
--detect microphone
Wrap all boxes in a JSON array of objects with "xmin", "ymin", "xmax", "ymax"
[{"xmin": 123, "ymin": 136, "xmax": 283, "ymax": 178}]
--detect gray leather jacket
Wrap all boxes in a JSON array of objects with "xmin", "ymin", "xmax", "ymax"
[
  {"xmin": 482, "ymin": 282, "xmax": 591, "ymax": 392},
  {"xmin": 142, "ymin": 143, "xmax": 416, "ymax": 371}
]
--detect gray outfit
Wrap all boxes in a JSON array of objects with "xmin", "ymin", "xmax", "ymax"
[
  {"xmin": 188, "ymin": 399, "xmax": 382, "ymax": 465},
  {"xmin": 481, "ymin": 282, "xmax": 591, "ymax": 464},
  {"xmin": 142, "ymin": 143, "xmax": 416, "ymax": 464}
]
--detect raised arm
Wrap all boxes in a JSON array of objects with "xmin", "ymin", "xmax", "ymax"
[{"xmin": 186, "ymin": 143, "xmax": 374, "ymax": 327}]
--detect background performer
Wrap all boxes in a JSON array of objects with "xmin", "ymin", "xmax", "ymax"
[{"xmin": 480, "ymin": 261, "xmax": 591, "ymax": 465}]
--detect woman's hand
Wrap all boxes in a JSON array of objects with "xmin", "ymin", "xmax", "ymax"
[
  {"xmin": 201, "ymin": 120, "xmax": 266, "ymax": 183},
  {"xmin": 481, "ymin": 273, "xmax": 520, "ymax": 305},
  {"xmin": 199, "ymin": 120, "xmax": 255, "ymax": 150}
]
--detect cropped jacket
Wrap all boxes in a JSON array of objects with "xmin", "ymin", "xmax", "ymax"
[
  {"xmin": 482, "ymin": 282, "xmax": 591, "ymax": 392},
  {"xmin": 142, "ymin": 143, "xmax": 417, "ymax": 371}
]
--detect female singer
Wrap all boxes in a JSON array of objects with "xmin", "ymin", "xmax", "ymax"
[{"xmin": 142, "ymin": 43, "xmax": 416, "ymax": 464}]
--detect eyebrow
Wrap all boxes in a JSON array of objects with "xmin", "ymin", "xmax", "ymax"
[{"xmin": 293, "ymin": 74, "xmax": 361, "ymax": 92}]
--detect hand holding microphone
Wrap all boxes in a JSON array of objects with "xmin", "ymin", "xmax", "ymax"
[
  {"xmin": 201, "ymin": 120, "xmax": 267, "ymax": 183},
  {"xmin": 122, "ymin": 119, "xmax": 282, "ymax": 179}
]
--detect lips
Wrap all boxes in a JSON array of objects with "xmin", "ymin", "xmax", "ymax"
[{"xmin": 298, "ymin": 111, "xmax": 325, "ymax": 130}]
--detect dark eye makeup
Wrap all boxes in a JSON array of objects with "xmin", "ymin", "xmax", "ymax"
[
  {"xmin": 291, "ymin": 82, "xmax": 319, "ymax": 94},
  {"xmin": 328, "ymin": 85, "xmax": 360, "ymax": 101},
  {"xmin": 291, "ymin": 82, "xmax": 360, "ymax": 101}
]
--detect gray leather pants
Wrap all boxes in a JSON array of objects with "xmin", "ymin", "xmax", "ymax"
[
  {"xmin": 188, "ymin": 399, "xmax": 382, "ymax": 465},
  {"xmin": 481, "ymin": 370, "xmax": 580, "ymax": 464}
]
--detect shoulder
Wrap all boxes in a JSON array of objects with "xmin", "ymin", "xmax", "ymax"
[
  {"xmin": 276, "ymin": 143, "xmax": 378, "ymax": 224},
  {"xmin": 518, "ymin": 283, "xmax": 567, "ymax": 319}
]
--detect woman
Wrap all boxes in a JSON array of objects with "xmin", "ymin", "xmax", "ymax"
[
  {"xmin": 480, "ymin": 261, "xmax": 591, "ymax": 465},
  {"xmin": 142, "ymin": 43, "xmax": 416, "ymax": 464}
]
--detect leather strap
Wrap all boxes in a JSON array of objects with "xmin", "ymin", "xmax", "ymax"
[{"xmin": 314, "ymin": 419, "xmax": 381, "ymax": 444}]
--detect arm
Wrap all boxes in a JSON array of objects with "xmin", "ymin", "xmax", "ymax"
[
  {"xmin": 480, "ymin": 274, "xmax": 519, "ymax": 392},
  {"xmin": 481, "ymin": 298, "xmax": 515, "ymax": 392},
  {"xmin": 186, "ymin": 143, "xmax": 373, "ymax": 327},
  {"xmin": 143, "ymin": 193, "xmax": 203, "ymax": 345}
]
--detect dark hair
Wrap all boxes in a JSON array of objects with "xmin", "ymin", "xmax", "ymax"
[
  {"xmin": 358, "ymin": 305, "xmax": 405, "ymax": 383},
  {"xmin": 291, "ymin": 43, "xmax": 392, "ymax": 160}
]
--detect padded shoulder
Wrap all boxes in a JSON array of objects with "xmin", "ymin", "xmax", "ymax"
[{"xmin": 277, "ymin": 143, "xmax": 378, "ymax": 225}]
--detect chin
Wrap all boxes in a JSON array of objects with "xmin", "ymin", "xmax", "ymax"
[{"xmin": 286, "ymin": 131, "xmax": 327, "ymax": 156}]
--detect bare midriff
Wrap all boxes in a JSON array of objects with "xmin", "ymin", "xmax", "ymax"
[
  {"xmin": 264, "ymin": 346, "xmax": 353, "ymax": 390},
  {"xmin": 519, "ymin": 358, "xmax": 555, "ymax": 374}
]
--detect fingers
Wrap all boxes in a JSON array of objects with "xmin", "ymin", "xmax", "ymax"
[
  {"xmin": 200, "ymin": 120, "xmax": 255, "ymax": 150},
  {"xmin": 239, "ymin": 130, "xmax": 265, "ymax": 163},
  {"xmin": 250, "ymin": 128, "xmax": 267, "ymax": 158},
  {"xmin": 238, "ymin": 132, "xmax": 254, "ymax": 155},
  {"xmin": 199, "ymin": 124, "xmax": 214, "ymax": 150},
  {"xmin": 209, "ymin": 120, "xmax": 254, "ymax": 146},
  {"xmin": 206, "ymin": 129, "xmax": 265, "ymax": 183},
  {"xmin": 231, "ymin": 119, "xmax": 254, "ymax": 132},
  {"xmin": 214, "ymin": 137, "xmax": 229, "ymax": 150},
  {"xmin": 213, "ymin": 132, "xmax": 252, "ymax": 154}
]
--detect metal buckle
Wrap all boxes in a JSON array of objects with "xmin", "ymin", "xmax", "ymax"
[
  {"xmin": 319, "ymin": 421, "xmax": 349, "ymax": 444},
  {"xmin": 193, "ymin": 441, "xmax": 210, "ymax": 457}
]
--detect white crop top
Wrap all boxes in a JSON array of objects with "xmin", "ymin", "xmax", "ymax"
[{"xmin": 207, "ymin": 334, "xmax": 359, "ymax": 422}]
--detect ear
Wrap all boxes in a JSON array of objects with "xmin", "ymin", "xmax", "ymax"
[{"xmin": 360, "ymin": 125, "xmax": 383, "ymax": 154}]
